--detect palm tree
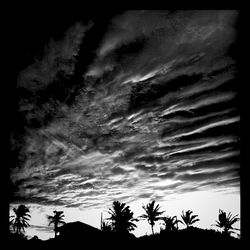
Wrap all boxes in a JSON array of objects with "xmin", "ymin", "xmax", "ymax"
[
  {"xmin": 107, "ymin": 201, "xmax": 138, "ymax": 234},
  {"xmin": 180, "ymin": 210, "xmax": 199, "ymax": 228},
  {"xmin": 161, "ymin": 216, "xmax": 181, "ymax": 232},
  {"xmin": 140, "ymin": 200, "xmax": 164, "ymax": 235},
  {"xmin": 10, "ymin": 204, "xmax": 31, "ymax": 236},
  {"xmin": 48, "ymin": 210, "xmax": 66, "ymax": 238},
  {"xmin": 215, "ymin": 209, "xmax": 240, "ymax": 236}
]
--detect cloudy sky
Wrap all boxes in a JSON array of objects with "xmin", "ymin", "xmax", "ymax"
[{"xmin": 10, "ymin": 10, "xmax": 240, "ymax": 239}]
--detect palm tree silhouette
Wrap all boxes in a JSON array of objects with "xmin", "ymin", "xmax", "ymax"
[
  {"xmin": 48, "ymin": 210, "xmax": 66, "ymax": 238},
  {"xmin": 140, "ymin": 200, "xmax": 164, "ymax": 235},
  {"xmin": 107, "ymin": 201, "xmax": 138, "ymax": 234},
  {"xmin": 180, "ymin": 210, "xmax": 199, "ymax": 228},
  {"xmin": 101, "ymin": 220, "xmax": 113, "ymax": 233},
  {"xmin": 101, "ymin": 212, "xmax": 113, "ymax": 232},
  {"xmin": 215, "ymin": 209, "xmax": 240, "ymax": 236},
  {"xmin": 161, "ymin": 216, "xmax": 181, "ymax": 232},
  {"xmin": 10, "ymin": 204, "xmax": 31, "ymax": 236}
]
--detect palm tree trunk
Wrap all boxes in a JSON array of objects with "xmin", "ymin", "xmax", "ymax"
[
  {"xmin": 151, "ymin": 225, "xmax": 154, "ymax": 235},
  {"xmin": 54, "ymin": 224, "xmax": 57, "ymax": 238}
]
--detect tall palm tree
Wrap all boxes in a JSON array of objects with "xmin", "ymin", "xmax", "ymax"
[
  {"xmin": 107, "ymin": 201, "xmax": 138, "ymax": 234},
  {"xmin": 140, "ymin": 200, "xmax": 164, "ymax": 235},
  {"xmin": 48, "ymin": 210, "xmax": 66, "ymax": 238},
  {"xmin": 180, "ymin": 210, "xmax": 199, "ymax": 228},
  {"xmin": 10, "ymin": 204, "xmax": 31, "ymax": 236},
  {"xmin": 215, "ymin": 209, "xmax": 240, "ymax": 236},
  {"xmin": 161, "ymin": 215, "xmax": 181, "ymax": 232}
]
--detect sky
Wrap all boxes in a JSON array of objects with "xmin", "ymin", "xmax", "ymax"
[{"xmin": 10, "ymin": 10, "xmax": 240, "ymax": 240}]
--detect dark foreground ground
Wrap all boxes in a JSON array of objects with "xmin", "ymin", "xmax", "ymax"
[{"xmin": 8, "ymin": 227, "xmax": 242, "ymax": 250}]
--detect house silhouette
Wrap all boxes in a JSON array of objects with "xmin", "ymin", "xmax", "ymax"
[
  {"xmin": 56, "ymin": 221, "xmax": 136, "ymax": 249},
  {"xmin": 58, "ymin": 221, "xmax": 102, "ymax": 239}
]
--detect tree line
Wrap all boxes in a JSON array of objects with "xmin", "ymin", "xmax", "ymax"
[{"xmin": 9, "ymin": 200, "xmax": 240, "ymax": 239}]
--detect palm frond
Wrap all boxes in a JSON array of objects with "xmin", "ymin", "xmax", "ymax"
[
  {"xmin": 191, "ymin": 214, "xmax": 198, "ymax": 220},
  {"xmin": 215, "ymin": 220, "xmax": 222, "ymax": 227},
  {"xmin": 48, "ymin": 220, "xmax": 54, "ymax": 226},
  {"xmin": 191, "ymin": 218, "xmax": 200, "ymax": 224},
  {"xmin": 138, "ymin": 214, "xmax": 147, "ymax": 220}
]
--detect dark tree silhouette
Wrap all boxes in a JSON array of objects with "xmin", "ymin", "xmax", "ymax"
[
  {"xmin": 107, "ymin": 201, "xmax": 138, "ymax": 234},
  {"xmin": 10, "ymin": 204, "xmax": 31, "ymax": 236},
  {"xmin": 215, "ymin": 209, "xmax": 240, "ymax": 236},
  {"xmin": 101, "ymin": 212, "xmax": 113, "ymax": 233},
  {"xmin": 140, "ymin": 200, "xmax": 164, "ymax": 235},
  {"xmin": 48, "ymin": 210, "xmax": 66, "ymax": 238},
  {"xmin": 161, "ymin": 215, "xmax": 181, "ymax": 232},
  {"xmin": 101, "ymin": 220, "xmax": 113, "ymax": 233},
  {"xmin": 180, "ymin": 210, "xmax": 199, "ymax": 228}
]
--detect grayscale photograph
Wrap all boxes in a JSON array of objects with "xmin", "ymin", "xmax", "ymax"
[{"xmin": 8, "ymin": 9, "xmax": 242, "ymax": 249}]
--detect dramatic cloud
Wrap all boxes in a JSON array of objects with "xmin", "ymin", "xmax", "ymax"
[
  {"xmin": 11, "ymin": 10, "xmax": 239, "ymax": 223},
  {"xmin": 18, "ymin": 22, "xmax": 92, "ymax": 91},
  {"xmin": 86, "ymin": 10, "xmax": 237, "ymax": 83}
]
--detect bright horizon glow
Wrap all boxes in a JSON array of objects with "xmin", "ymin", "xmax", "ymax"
[{"xmin": 10, "ymin": 189, "xmax": 240, "ymax": 240}]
